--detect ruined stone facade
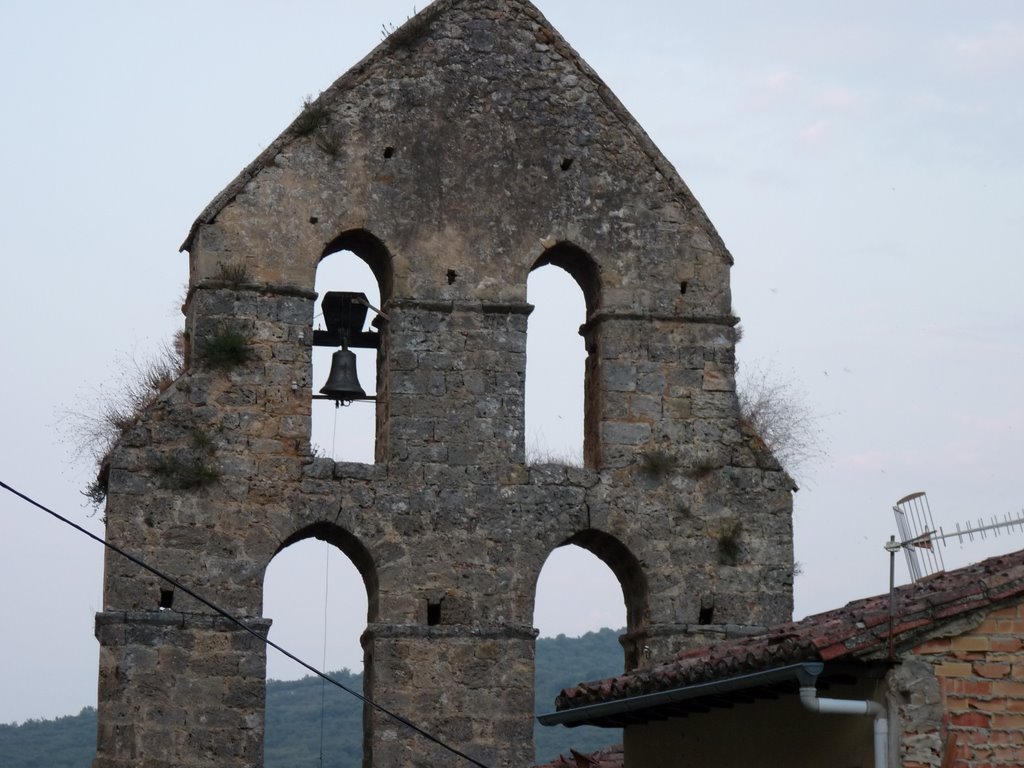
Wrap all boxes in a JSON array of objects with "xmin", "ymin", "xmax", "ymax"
[{"xmin": 94, "ymin": 1, "xmax": 794, "ymax": 766}]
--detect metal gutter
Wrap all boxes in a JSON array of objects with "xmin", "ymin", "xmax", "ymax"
[{"xmin": 537, "ymin": 662, "xmax": 824, "ymax": 727}]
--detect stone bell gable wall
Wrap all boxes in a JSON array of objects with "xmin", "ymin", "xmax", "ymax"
[{"xmin": 94, "ymin": 1, "xmax": 795, "ymax": 766}]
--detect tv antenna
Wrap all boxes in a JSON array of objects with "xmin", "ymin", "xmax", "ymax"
[
  {"xmin": 886, "ymin": 491, "xmax": 1024, "ymax": 583},
  {"xmin": 882, "ymin": 491, "xmax": 1024, "ymax": 659}
]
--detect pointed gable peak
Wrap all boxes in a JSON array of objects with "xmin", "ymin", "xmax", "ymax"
[{"xmin": 183, "ymin": 0, "xmax": 721, "ymax": 260}]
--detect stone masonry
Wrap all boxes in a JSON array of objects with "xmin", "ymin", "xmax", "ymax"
[{"xmin": 94, "ymin": 1, "xmax": 795, "ymax": 766}]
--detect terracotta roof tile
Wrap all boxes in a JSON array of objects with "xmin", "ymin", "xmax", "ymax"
[
  {"xmin": 555, "ymin": 548, "xmax": 1024, "ymax": 711},
  {"xmin": 534, "ymin": 744, "xmax": 624, "ymax": 768}
]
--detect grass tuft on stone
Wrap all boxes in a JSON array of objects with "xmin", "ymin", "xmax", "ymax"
[
  {"xmin": 292, "ymin": 96, "xmax": 330, "ymax": 137},
  {"xmin": 152, "ymin": 456, "xmax": 220, "ymax": 490},
  {"xmin": 690, "ymin": 456, "xmax": 718, "ymax": 479},
  {"xmin": 640, "ymin": 449, "xmax": 677, "ymax": 478},
  {"xmin": 716, "ymin": 519, "xmax": 743, "ymax": 566},
  {"xmin": 199, "ymin": 327, "xmax": 250, "ymax": 371}
]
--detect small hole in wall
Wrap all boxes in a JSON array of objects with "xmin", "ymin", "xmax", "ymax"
[
  {"xmin": 680, "ymin": 281, "xmax": 688, "ymax": 295},
  {"xmin": 698, "ymin": 605, "xmax": 714, "ymax": 625},
  {"xmin": 383, "ymin": 146, "xmax": 395, "ymax": 159},
  {"xmin": 560, "ymin": 157, "xmax": 574, "ymax": 171},
  {"xmin": 446, "ymin": 269, "xmax": 458, "ymax": 285},
  {"xmin": 159, "ymin": 588, "xmax": 174, "ymax": 610},
  {"xmin": 309, "ymin": 216, "xmax": 319, "ymax": 224},
  {"xmin": 427, "ymin": 598, "xmax": 443, "ymax": 626}
]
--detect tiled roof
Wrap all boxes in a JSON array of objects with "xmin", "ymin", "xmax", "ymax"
[
  {"xmin": 535, "ymin": 744, "xmax": 624, "ymax": 768},
  {"xmin": 556, "ymin": 547, "xmax": 1024, "ymax": 711}
]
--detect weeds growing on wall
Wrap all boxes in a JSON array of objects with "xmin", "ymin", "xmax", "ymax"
[
  {"xmin": 152, "ymin": 429, "xmax": 220, "ymax": 490},
  {"xmin": 737, "ymin": 362, "xmax": 824, "ymax": 482},
  {"xmin": 65, "ymin": 334, "xmax": 186, "ymax": 508},
  {"xmin": 152, "ymin": 455, "xmax": 220, "ymax": 490},
  {"xmin": 292, "ymin": 97, "xmax": 330, "ymax": 137},
  {"xmin": 525, "ymin": 439, "xmax": 584, "ymax": 467},
  {"xmin": 689, "ymin": 456, "xmax": 718, "ymax": 479},
  {"xmin": 381, "ymin": 6, "xmax": 433, "ymax": 48},
  {"xmin": 315, "ymin": 127, "xmax": 344, "ymax": 158},
  {"xmin": 715, "ymin": 518, "xmax": 743, "ymax": 566},
  {"xmin": 215, "ymin": 261, "xmax": 249, "ymax": 287},
  {"xmin": 199, "ymin": 327, "xmax": 250, "ymax": 370},
  {"xmin": 640, "ymin": 449, "xmax": 677, "ymax": 479}
]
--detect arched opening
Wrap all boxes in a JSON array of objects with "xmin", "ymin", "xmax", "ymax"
[
  {"xmin": 526, "ymin": 243, "xmax": 599, "ymax": 467},
  {"xmin": 533, "ymin": 531, "xmax": 644, "ymax": 764},
  {"xmin": 312, "ymin": 230, "xmax": 391, "ymax": 463},
  {"xmin": 262, "ymin": 524, "xmax": 377, "ymax": 766}
]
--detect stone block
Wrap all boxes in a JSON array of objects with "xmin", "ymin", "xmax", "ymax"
[{"xmin": 602, "ymin": 421, "xmax": 651, "ymax": 446}]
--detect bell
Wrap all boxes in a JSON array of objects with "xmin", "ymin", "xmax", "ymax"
[{"xmin": 319, "ymin": 348, "xmax": 366, "ymax": 402}]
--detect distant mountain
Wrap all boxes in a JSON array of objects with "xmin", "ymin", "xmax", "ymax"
[
  {"xmin": 0, "ymin": 709, "xmax": 98, "ymax": 768},
  {"xmin": 0, "ymin": 628, "xmax": 623, "ymax": 766}
]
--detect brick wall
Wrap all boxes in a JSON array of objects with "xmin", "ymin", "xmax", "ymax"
[{"xmin": 903, "ymin": 604, "xmax": 1024, "ymax": 767}]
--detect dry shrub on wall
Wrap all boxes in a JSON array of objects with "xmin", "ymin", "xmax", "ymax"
[
  {"xmin": 64, "ymin": 333, "xmax": 186, "ymax": 507},
  {"xmin": 737, "ymin": 362, "xmax": 825, "ymax": 483}
]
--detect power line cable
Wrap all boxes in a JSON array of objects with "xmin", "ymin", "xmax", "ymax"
[{"xmin": 0, "ymin": 479, "xmax": 491, "ymax": 768}]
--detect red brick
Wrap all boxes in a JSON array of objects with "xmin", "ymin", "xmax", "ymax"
[
  {"xmin": 993, "ymin": 745, "xmax": 1024, "ymax": 760},
  {"xmin": 936, "ymin": 662, "xmax": 974, "ymax": 676},
  {"xmin": 964, "ymin": 729, "xmax": 995, "ymax": 744},
  {"xmin": 991, "ymin": 712, "xmax": 1024, "ymax": 729},
  {"xmin": 952, "ymin": 635, "xmax": 991, "ymax": 652},
  {"xmin": 951, "ymin": 711, "xmax": 992, "ymax": 727},
  {"xmin": 978, "ymin": 618, "xmax": 1002, "ymax": 633},
  {"xmin": 967, "ymin": 698, "xmax": 1005, "ymax": 712},
  {"xmin": 953, "ymin": 650, "xmax": 987, "ymax": 662},
  {"xmin": 962, "ymin": 680, "xmax": 995, "ymax": 697},
  {"xmin": 916, "ymin": 638, "xmax": 952, "ymax": 654},
  {"xmin": 974, "ymin": 662, "xmax": 1012, "ymax": 678},
  {"xmin": 988, "ymin": 605, "xmax": 1019, "ymax": 619},
  {"xmin": 993, "ymin": 681, "xmax": 1024, "ymax": 697},
  {"xmin": 990, "ymin": 637, "xmax": 1024, "ymax": 653}
]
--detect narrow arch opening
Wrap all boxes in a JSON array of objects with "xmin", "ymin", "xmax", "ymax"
[
  {"xmin": 526, "ymin": 266, "xmax": 586, "ymax": 466},
  {"xmin": 527, "ymin": 243, "xmax": 600, "ymax": 468},
  {"xmin": 532, "ymin": 543, "xmax": 627, "ymax": 764},
  {"xmin": 313, "ymin": 232, "xmax": 389, "ymax": 463},
  {"xmin": 262, "ymin": 527, "xmax": 375, "ymax": 766}
]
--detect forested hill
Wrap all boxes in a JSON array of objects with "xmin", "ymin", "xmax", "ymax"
[{"xmin": 0, "ymin": 628, "xmax": 623, "ymax": 766}]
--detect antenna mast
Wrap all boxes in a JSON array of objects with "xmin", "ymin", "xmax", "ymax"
[
  {"xmin": 884, "ymin": 491, "xmax": 1024, "ymax": 660},
  {"xmin": 891, "ymin": 491, "xmax": 1024, "ymax": 583}
]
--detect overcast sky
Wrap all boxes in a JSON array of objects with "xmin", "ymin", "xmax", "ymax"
[{"xmin": 1, "ymin": 0, "xmax": 1022, "ymax": 726}]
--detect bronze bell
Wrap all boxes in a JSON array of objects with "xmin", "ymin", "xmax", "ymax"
[{"xmin": 319, "ymin": 348, "xmax": 366, "ymax": 402}]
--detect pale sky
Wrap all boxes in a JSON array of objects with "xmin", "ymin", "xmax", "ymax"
[{"xmin": 2, "ymin": 0, "xmax": 1023, "ymax": 726}]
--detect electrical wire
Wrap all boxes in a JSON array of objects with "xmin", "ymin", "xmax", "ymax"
[{"xmin": 0, "ymin": 479, "xmax": 491, "ymax": 768}]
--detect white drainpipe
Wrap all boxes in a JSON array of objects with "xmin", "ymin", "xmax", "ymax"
[{"xmin": 799, "ymin": 686, "xmax": 888, "ymax": 768}]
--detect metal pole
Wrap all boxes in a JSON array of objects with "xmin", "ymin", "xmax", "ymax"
[{"xmin": 885, "ymin": 535, "xmax": 899, "ymax": 660}]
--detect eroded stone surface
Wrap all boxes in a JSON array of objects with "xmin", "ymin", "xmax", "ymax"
[{"xmin": 96, "ymin": 1, "xmax": 794, "ymax": 766}]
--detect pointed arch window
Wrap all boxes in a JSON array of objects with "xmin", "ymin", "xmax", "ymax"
[
  {"xmin": 311, "ymin": 230, "xmax": 392, "ymax": 463},
  {"xmin": 263, "ymin": 524, "xmax": 378, "ymax": 763},
  {"xmin": 526, "ymin": 242, "xmax": 600, "ymax": 467}
]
